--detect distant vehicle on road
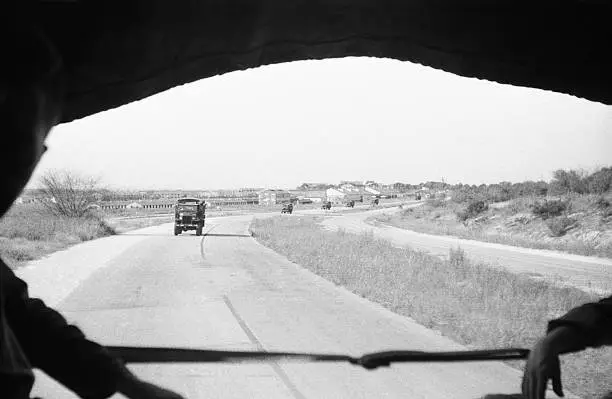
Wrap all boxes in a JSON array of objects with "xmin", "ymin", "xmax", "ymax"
[
  {"xmin": 321, "ymin": 201, "xmax": 332, "ymax": 210},
  {"xmin": 371, "ymin": 197, "xmax": 380, "ymax": 207},
  {"xmin": 345, "ymin": 200, "xmax": 355, "ymax": 208},
  {"xmin": 174, "ymin": 197, "xmax": 206, "ymax": 236},
  {"xmin": 281, "ymin": 203, "xmax": 294, "ymax": 214}
]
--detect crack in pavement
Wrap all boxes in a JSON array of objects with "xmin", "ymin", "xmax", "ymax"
[{"xmin": 223, "ymin": 295, "xmax": 306, "ymax": 399}]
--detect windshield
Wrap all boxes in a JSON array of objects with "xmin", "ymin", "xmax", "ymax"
[
  {"xmin": 5, "ymin": 58, "xmax": 611, "ymax": 399},
  {"xmin": 177, "ymin": 204, "xmax": 197, "ymax": 212}
]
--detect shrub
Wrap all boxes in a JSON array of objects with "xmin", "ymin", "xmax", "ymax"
[
  {"xmin": 550, "ymin": 169, "xmax": 589, "ymax": 195},
  {"xmin": 455, "ymin": 200, "xmax": 488, "ymax": 222},
  {"xmin": 531, "ymin": 199, "xmax": 568, "ymax": 220},
  {"xmin": 587, "ymin": 167, "xmax": 612, "ymax": 194},
  {"xmin": 594, "ymin": 196, "xmax": 610, "ymax": 210},
  {"xmin": 507, "ymin": 197, "xmax": 537, "ymax": 214},
  {"xmin": 450, "ymin": 188, "xmax": 475, "ymax": 204},
  {"xmin": 38, "ymin": 170, "xmax": 100, "ymax": 217},
  {"xmin": 426, "ymin": 198, "xmax": 446, "ymax": 208},
  {"xmin": 455, "ymin": 210, "xmax": 469, "ymax": 222},
  {"xmin": 449, "ymin": 247, "xmax": 467, "ymax": 266},
  {"xmin": 546, "ymin": 216, "xmax": 574, "ymax": 237},
  {"xmin": 467, "ymin": 199, "xmax": 488, "ymax": 215}
]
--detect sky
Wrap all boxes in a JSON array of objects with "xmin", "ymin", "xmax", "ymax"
[{"xmin": 31, "ymin": 57, "xmax": 612, "ymax": 190}]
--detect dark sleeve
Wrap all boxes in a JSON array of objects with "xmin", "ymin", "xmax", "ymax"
[
  {"xmin": 1, "ymin": 263, "xmax": 126, "ymax": 399},
  {"xmin": 547, "ymin": 295, "xmax": 612, "ymax": 348}
]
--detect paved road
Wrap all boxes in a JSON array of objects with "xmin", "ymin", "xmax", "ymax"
[
  {"xmin": 16, "ymin": 214, "xmax": 566, "ymax": 399},
  {"xmin": 321, "ymin": 205, "xmax": 612, "ymax": 295}
]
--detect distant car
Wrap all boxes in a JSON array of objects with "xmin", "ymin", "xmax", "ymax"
[
  {"xmin": 345, "ymin": 200, "xmax": 355, "ymax": 208},
  {"xmin": 174, "ymin": 197, "xmax": 206, "ymax": 236},
  {"xmin": 321, "ymin": 201, "xmax": 332, "ymax": 210},
  {"xmin": 281, "ymin": 203, "xmax": 294, "ymax": 214}
]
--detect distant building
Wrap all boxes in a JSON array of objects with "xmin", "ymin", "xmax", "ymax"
[
  {"xmin": 339, "ymin": 181, "xmax": 365, "ymax": 190},
  {"xmin": 333, "ymin": 184, "xmax": 374, "ymax": 203},
  {"xmin": 298, "ymin": 183, "xmax": 332, "ymax": 191},
  {"xmin": 365, "ymin": 187, "xmax": 381, "ymax": 196},
  {"xmin": 302, "ymin": 190, "xmax": 326, "ymax": 203},
  {"xmin": 258, "ymin": 189, "xmax": 291, "ymax": 205},
  {"xmin": 288, "ymin": 190, "xmax": 327, "ymax": 203},
  {"xmin": 326, "ymin": 188, "xmax": 347, "ymax": 204}
]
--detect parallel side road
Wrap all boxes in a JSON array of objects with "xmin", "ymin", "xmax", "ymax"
[
  {"xmin": 20, "ymin": 215, "xmax": 566, "ymax": 398},
  {"xmin": 320, "ymin": 207, "xmax": 612, "ymax": 295}
]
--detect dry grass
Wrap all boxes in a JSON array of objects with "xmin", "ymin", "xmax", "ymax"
[
  {"xmin": 374, "ymin": 195, "xmax": 612, "ymax": 258},
  {"xmin": 250, "ymin": 216, "xmax": 612, "ymax": 399},
  {"xmin": 0, "ymin": 204, "xmax": 116, "ymax": 268}
]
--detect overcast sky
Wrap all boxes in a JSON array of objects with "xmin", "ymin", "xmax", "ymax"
[{"xmin": 31, "ymin": 57, "xmax": 612, "ymax": 190}]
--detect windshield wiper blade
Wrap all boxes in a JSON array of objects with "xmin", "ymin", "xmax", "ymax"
[
  {"xmin": 107, "ymin": 346, "xmax": 529, "ymax": 370},
  {"xmin": 353, "ymin": 348, "xmax": 529, "ymax": 369}
]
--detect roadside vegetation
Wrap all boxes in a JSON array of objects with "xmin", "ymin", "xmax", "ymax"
[
  {"xmin": 374, "ymin": 167, "xmax": 612, "ymax": 258},
  {"xmin": 250, "ymin": 215, "xmax": 611, "ymax": 398},
  {"xmin": 0, "ymin": 171, "xmax": 118, "ymax": 268},
  {"xmin": 0, "ymin": 204, "xmax": 115, "ymax": 268}
]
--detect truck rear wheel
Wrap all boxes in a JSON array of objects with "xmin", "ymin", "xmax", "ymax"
[
  {"xmin": 174, "ymin": 226, "xmax": 181, "ymax": 236},
  {"xmin": 196, "ymin": 225, "xmax": 203, "ymax": 236}
]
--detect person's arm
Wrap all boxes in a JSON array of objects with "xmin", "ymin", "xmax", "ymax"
[
  {"xmin": 547, "ymin": 295, "xmax": 612, "ymax": 349},
  {"xmin": 1, "ymin": 262, "xmax": 184, "ymax": 399},
  {"xmin": 522, "ymin": 295, "xmax": 612, "ymax": 399}
]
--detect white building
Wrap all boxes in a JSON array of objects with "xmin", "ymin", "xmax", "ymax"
[{"xmin": 325, "ymin": 188, "xmax": 346, "ymax": 204}]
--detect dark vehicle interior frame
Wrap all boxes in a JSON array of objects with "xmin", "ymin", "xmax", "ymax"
[
  {"xmin": 11, "ymin": 0, "xmax": 612, "ymax": 368},
  {"xmin": 26, "ymin": 0, "xmax": 612, "ymax": 128}
]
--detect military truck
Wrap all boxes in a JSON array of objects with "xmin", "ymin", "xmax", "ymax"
[
  {"xmin": 281, "ymin": 203, "xmax": 294, "ymax": 214},
  {"xmin": 174, "ymin": 197, "xmax": 206, "ymax": 236}
]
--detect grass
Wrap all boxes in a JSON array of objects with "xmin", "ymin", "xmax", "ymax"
[
  {"xmin": 0, "ymin": 204, "xmax": 117, "ymax": 268},
  {"xmin": 250, "ymin": 216, "xmax": 612, "ymax": 399},
  {"xmin": 374, "ymin": 195, "xmax": 612, "ymax": 258}
]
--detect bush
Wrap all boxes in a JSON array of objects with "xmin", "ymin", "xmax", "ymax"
[
  {"xmin": 587, "ymin": 167, "xmax": 612, "ymax": 194},
  {"xmin": 38, "ymin": 170, "xmax": 100, "ymax": 217},
  {"xmin": 550, "ymin": 169, "xmax": 589, "ymax": 195},
  {"xmin": 531, "ymin": 199, "xmax": 568, "ymax": 220},
  {"xmin": 546, "ymin": 216, "xmax": 574, "ymax": 237},
  {"xmin": 467, "ymin": 199, "xmax": 488, "ymax": 215},
  {"xmin": 594, "ymin": 196, "xmax": 610, "ymax": 210},
  {"xmin": 455, "ymin": 200, "xmax": 488, "ymax": 222},
  {"xmin": 426, "ymin": 198, "xmax": 446, "ymax": 208}
]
